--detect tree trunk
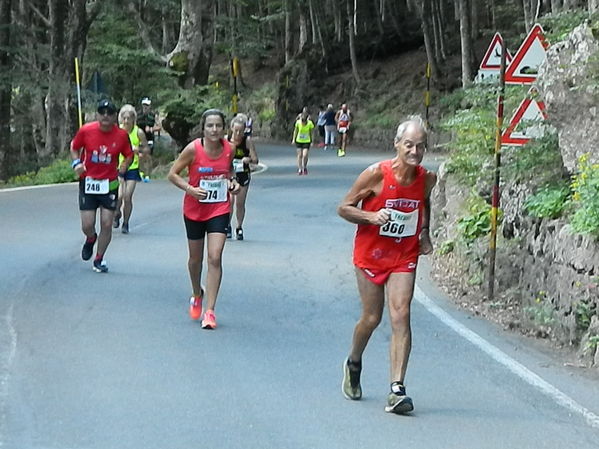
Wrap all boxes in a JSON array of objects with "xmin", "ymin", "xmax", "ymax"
[
  {"xmin": 550, "ymin": 0, "xmax": 563, "ymax": 12},
  {"xmin": 284, "ymin": 0, "xmax": 292, "ymax": 64},
  {"xmin": 0, "ymin": 0, "xmax": 12, "ymax": 180},
  {"xmin": 334, "ymin": 0, "xmax": 342, "ymax": 42},
  {"xmin": 471, "ymin": 0, "xmax": 480, "ymax": 40},
  {"xmin": 421, "ymin": 0, "xmax": 441, "ymax": 81},
  {"xmin": 298, "ymin": 2, "xmax": 308, "ymax": 53},
  {"xmin": 346, "ymin": 0, "xmax": 360, "ymax": 86},
  {"xmin": 308, "ymin": 0, "xmax": 318, "ymax": 45},
  {"xmin": 459, "ymin": 0, "xmax": 474, "ymax": 88},
  {"xmin": 590, "ymin": 0, "xmax": 599, "ymax": 13},
  {"xmin": 42, "ymin": 0, "xmax": 69, "ymax": 166},
  {"xmin": 167, "ymin": 0, "xmax": 213, "ymax": 88}
]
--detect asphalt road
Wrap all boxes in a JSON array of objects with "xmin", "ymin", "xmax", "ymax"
[{"xmin": 1, "ymin": 142, "xmax": 598, "ymax": 448}]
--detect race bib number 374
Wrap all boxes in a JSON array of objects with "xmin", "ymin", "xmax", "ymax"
[
  {"xmin": 379, "ymin": 209, "xmax": 419, "ymax": 238},
  {"xmin": 199, "ymin": 178, "xmax": 227, "ymax": 203}
]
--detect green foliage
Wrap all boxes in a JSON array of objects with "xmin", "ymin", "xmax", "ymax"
[
  {"xmin": 439, "ymin": 86, "xmax": 500, "ymax": 187},
  {"xmin": 570, "ymin": 153, "xmax": 599, "ymax": 238},
  {"xmin": 524, "ymin": 290, "xmax": 555, "ymax": 326},
  {"xmin": 437, "ymin": 239, "xmax": 455, "ymax": 256},
  {"xmin": 7, "ymin": 160, "xmax": 77, "ymax": 187},
  {"xmin": 244, "ymin": 83, "xmax": 277, "ymax": 124},
  {"xmin": 540, "ymin": 9, "xmax": 599, "ymax": 43},
  {"xmin": 574, "ymin": 301, "xmax": 595, "ymax": 332},
  {"xmin": 524, "ymin": 183, "xmax": 570, "ymax": 219},
  {"xmin": 586, "ymin": 335, "xmax": 599, "ymax": 352},
  {"xmin": 456, "ymin": 194, "xmax": 494, "ymax": 244},
  {"xmin": 503, "ymin": 132, "xmax": 564, "ymax": 185},
  {"xmin": 85, "ymin": 7, "xmax": 178, "ymax": 107}
]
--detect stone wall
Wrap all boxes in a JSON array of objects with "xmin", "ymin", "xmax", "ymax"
[
  {"xmin": 432, "ymin": 166, "xmax": 599, "ymax": 368},
  {"xmin": 430, "ymin": 24, "xmax": 599, "ymax": 369},
  {"xmin": 537, "ymin": 22, "xmax": 599, "ymax": 171}
]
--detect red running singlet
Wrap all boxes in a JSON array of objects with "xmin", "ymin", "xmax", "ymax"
[
  {"xmin": 353, "ymin": 160, "xmax": 426, "ymax": 272},
  {"xmin": 183, "ymin": 138, "xmax": 234, "ymax": 222}
]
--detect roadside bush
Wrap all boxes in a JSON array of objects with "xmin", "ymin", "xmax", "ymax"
[
  {"xmin": 524, "ymin": 183, "xmax": 570, "ymax": 219},
  {"xmin": 570, "ymin": 153, "xmax": 599, "ymax": 238},
  {"xmin": 457, "ymin": 194, "xmax": 494, "ymax": 245},
  {"xmin": 7, "ymin": 160, "xmax": 77, "ymax": 187},
  {"xmin": 503, "ymin": 131, "xmax": 564, "ymax": 185}
]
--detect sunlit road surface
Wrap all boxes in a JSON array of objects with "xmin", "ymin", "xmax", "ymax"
[{"xmin": 1, "ymin": 143, "xmax": 598, "ymax": 448}]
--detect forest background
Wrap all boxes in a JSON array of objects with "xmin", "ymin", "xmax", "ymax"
[{"xmin": 1, "ymin": 0, "xmax": 599, "ymax": 367}]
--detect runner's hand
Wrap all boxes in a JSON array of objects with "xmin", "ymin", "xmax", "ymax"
[
  {"xmin": 228, "ymin": 178, "xmax": 240, "ymax": 194},
  {"xmin": 370, "ymin": 208, "xmax": 390, "ymax": 226},
  {"xmin": 74, "ymin": 164, "xmax": 85, "ymax": 177},
  {"xmin": 186, "ymin": 185, "xmax": 207, "ymax": 200}
]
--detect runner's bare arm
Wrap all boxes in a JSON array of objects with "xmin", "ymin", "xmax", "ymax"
[
  {"xmin": 70, "ymin": 142, "xmax": 85, "ymax": 176},
  {"xmin": 118, "ymin": 141, "xmax": 133, "ymax": 175},
  {"xmin": 167, "ymin": 143, "xmax": 205, "ymax": 200},
  {"xmin": 337, "ymin": 164, "xmax": 390, "ymax": 226},
  {"xmin": 137, "ymin": 128, "xmax": 150, "ymax": 157},
  {"xmin": 419, "ymin": 170, "xmax": 438, "ymax": 255},
  {"xmin": 246, "ymin": 136, "xmax": 259, "ymax": 165}
]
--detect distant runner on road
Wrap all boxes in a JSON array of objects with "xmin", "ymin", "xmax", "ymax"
[
  {"xmin": 335, "ymin": 103, "xmax": 352, "ymax": 157},
  {"xmin": 337, "ymin": 115, "xmax": 436, "ymax": 414},
  {"xmin": 114, "ymin": 104, "xmax": 150, "ymax": 234},
  {"xmin": 70, "ymin": 99, "xmax": 133, "ymax": 273},
  {"xmin": 228, "ymin": 113, "xmax": 259, "ymax": 241},
  {"xmin": 292, "ymin": 108, "xmax": 315, "ymax": 175},
  {"xmin": 167, "ymin": 109, "xmax": 240, "ymax": 330}
]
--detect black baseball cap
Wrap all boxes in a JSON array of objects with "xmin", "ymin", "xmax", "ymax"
[{"xmin": 97, "ymin": 99, "xmax": 117, "ymax": 114}]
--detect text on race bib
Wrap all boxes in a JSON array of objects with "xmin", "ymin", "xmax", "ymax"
[
  {"xmin": 379, "ymin": 209, "xmax": 419, "ymax": 238},
  {"xmin": 233, "ymin": 159, "xmax": 245, "ymax": 173},
  {"xmin": 84, "ymin": 177, "xmax": 109, "ymax": 195},
  {"xmin": 199, "ymin": 178, "xmax": 227, "ymax": 203}
]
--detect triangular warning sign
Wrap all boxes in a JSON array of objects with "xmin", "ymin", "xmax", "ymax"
[
  {"xmin": 479, "ymin": 32, "xmax": 512, "ymax": 70},
  {"xmin": 501, "ymin": 88, "xmax": 548, "ymax": 146},
  {"xmin": 505, "ymin": 24, "xmax": 549, "ymax": 84}
]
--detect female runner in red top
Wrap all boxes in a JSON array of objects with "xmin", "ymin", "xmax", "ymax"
[
  {"xmin": 337, "ymin": 116, "xmax": 436, "ymax": 414},
  {"xmin": 168, "ymin": 109, "xmax": 240, "ymax": 329}
]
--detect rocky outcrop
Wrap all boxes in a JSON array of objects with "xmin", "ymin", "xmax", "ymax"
[
  {"xmin": 431, "ymin": 24, "xmax": 599, "ymax": 367},
  {"xmin": 432, "ymin": 165, "xmax": 599, "ymax": 368},
  {"xmin": 537, "ymin": 22, "xmax": 599, "ymax": 172}
]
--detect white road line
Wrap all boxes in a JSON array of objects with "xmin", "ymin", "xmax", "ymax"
[
  {"xmin": 415, "ymin": 286, "xmax": 599, "ymax": 429},
  {"xmin": 0, "ymin": 303, "xmax": 17, "ymax": 447},
  {"xmin": 0, "ymin": 182, "xmax": 77, "ymax": 193}
]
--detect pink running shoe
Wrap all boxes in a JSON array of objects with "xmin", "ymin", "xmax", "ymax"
[
  {"xmin": 201, "ymin": 309, "xmax": 217, "ymax": 329},
  {"xmin": 189, "ymin": 290, "xmax": 203, "ymax": 321}
]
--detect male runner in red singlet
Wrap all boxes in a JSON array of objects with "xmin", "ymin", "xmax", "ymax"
[
  {"xmin": 70, "ymin": 99, "xmax": 133, "ymax": 273},
  {"xmin": 337, "ymin": 116, "xmax": 436, "ymax": 414}
]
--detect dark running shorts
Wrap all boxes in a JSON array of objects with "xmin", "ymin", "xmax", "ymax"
[
  {"xmin": 122, "ymin": 168, "xmax": 142, "ymax": 182},
  {"xmin": 295, "ymin": 142, "xmax": 310, "ymax": 150},
  {"xmin": 236, "ymin": 172, "xmax": 251, "ymax": 187},
  {"xmin": 79, "ymin": 179, "xmax": 118, "ymax": 211},
  {"xmin": 184, "ymin": 213, "xmax": 230, "ymax": 240}
]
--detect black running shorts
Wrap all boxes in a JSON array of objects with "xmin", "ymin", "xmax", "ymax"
[
  {"xmin": 78, "ymin": 179, "xmax": 118, "ymax": 211},
  {"xmin": 184, "ymin": 213, "xmax": 230, "ymax": 240}
]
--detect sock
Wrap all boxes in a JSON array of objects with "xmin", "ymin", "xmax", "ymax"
[
  {"xmin": 348, "ymin": 358, "xmax": 362, "ymax": 370},
  {"xmin": 391, "ymin": 381, "xmax": 405, "ymax": 395},
  {"xmin": 86, "ymin": 234, "xmax": 97, "ymax": 244},
  {"xmin": 94, "ymin": 253, "xmax": 103, "ymax": 262}
]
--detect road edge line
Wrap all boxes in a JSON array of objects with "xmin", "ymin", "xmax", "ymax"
[{"xmin": 415, "ymin": 285, "xmax": 599, "ymax": 429}]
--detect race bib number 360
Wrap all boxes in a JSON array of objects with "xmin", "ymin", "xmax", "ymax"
[
  {"xmin": 199, "ymin": 179, "xmax": 227, "ymax": 203},
  {"xmin": 379, "ymin": 209, "xmax": 419, "ymax": 238},
  {"xmin": 84, "ymin": 177, "xmax": 109, "ymax": 194}
]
